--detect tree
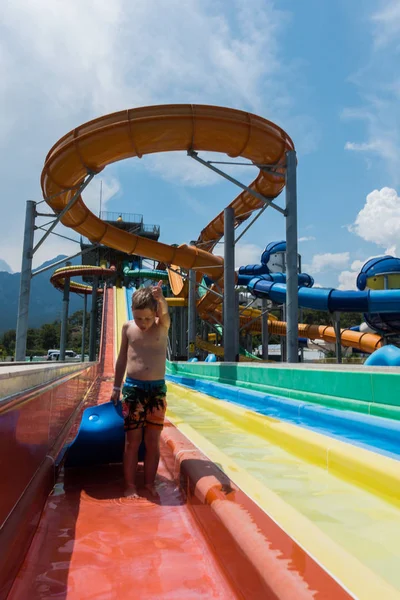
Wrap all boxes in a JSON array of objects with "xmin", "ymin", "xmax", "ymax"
[
  {"xmin": 1, "ymin": 330, "xmax": 16, "ymax": 355},
  {"xmin": 40, "ymin": 323, "xmax": 59, "ymax": 352}
]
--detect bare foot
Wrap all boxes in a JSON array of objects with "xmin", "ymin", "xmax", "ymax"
[
  {"xmin": 144, "ymin": 483, "xmax": 158, "ymax": 498},
  {"xmin": 124, "ymin": 485, "xmax": 139, "ymax": 499}
]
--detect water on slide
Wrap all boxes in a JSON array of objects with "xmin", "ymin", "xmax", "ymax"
[{"xmin": 166, "ymin": 382, "xmax": 400, "ymax": 593}]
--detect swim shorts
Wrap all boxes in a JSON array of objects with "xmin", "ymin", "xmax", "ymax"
[{"xmin": 121, "ymin": 377, "xmax": 167, "ymax": 431}]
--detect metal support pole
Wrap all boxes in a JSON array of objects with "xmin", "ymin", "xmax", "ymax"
[
  {"xmin": 15, "ymin": 201, "xmax": 36, "ymax": 361},
  {"xmin": 224, "ymin": 207, "xmax": 237, "ymax": 362},
  {"xmin": 261, "ymin": 299, "xmax": 269, "ymax": 360},
  {"xmin": 33, "ymin": 172, "xmax": 95, "ymax": 255},
  {"xmin": 89, "ymin": 277, "xmax": 99, "ymax": 361},
  {"xmin": 188, "ymin": 150, "xmax": 286, "ymax": 215},
  {"xmin": 171, "ymin": 307, "xmax": 177, "ymax": 361},
  {"xmin": 81, "ymin": 294, "xmax": 87, "ymax": 361},
  {"xmin": 333, "ymin": 312, "xmax": 342, "ymax": 364},
  {"xmin": 285, "ymin": 150, "xmax": 299, "ymax": 363},
  {"xmin": 281, "ymin": 305, "xmax": 287, "ymax": 362},
  {"xmin": 235, "ymin": 290, "xmax": 240, "ymax": 362},
  {"xmin": 59, "ymin": 268, "xmax": 71, "ymax": 361},
  {"xmin": 188, "ymin": 270, "xmax": 196, "ymax": 359}
]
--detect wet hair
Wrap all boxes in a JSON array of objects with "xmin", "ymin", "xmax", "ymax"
[{"xmin": 131, "ymin": 287, "xmax": 157, "ymax": 312}]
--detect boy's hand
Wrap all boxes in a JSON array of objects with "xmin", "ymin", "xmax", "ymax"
[
  {"xmin": 151, "ymin": 280, "xmax": 164, "ymax": 301},
  {"xmin": 111, "ymin": 389, "xmax": 120, "ymax": 405}
]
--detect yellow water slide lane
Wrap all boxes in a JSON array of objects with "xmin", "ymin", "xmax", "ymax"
[
  {"xmin": 114, "ymin": 286, "xmax": 128, "ymax": 362},
  {"xmin": 165, "ymin": 382, "xmax": 400, "ymax": 599}
]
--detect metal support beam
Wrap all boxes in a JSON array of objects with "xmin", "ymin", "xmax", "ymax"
[
  {"xmin": 261, "ymin": 299, "xmax": 269, "ymax": 360},
  {"xmin": 171, "ymin": 307, "xmax": 177, "ymax": 360},
  {"xmin": 81, "ymin": 294, "xmax": 87, "ymax": 361},
  {"xmin": 33, "ymin": 171, "xmax": 95, "ymax": 256},
  {"xmin": 89, "ymin": 276, "xmax": 99, "ymax": 361},
  {"xmin": 333, "ymin": 312, "xmax": 342, "ymax": 364},
  {"xmin": 188, "ymin": 270, "xmax": 196, "ymax": 359},
  {"xmin": 285, "ymin": 150, "xmax": 299, "ymax": 363},
  {"xmin": 235, "ymin": 204, "xmax": 268, "ymax": 245},
  {"xmin": 188, "ymin": 150, "xmax": 286, "ymax": 215},
  {"xmin": 59, "ymin": 267, "xmax": 71, "ymax": 361},
  {"xmin": 234, "ymin": 290, "xmax": 240, "ymax": 361},
  {"xmin": 15, "ymin": 201, "xmax": 36, "ymax": 361},
  {"xmin": 32, "ymin": 243, "xmax": 102, "ymax": 277},
  {"xmin": 223, "ymin": 207, "xmax": 237, "ymax": 361}
]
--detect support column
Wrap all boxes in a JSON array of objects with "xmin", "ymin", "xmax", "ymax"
[
  {"xmin": 261, "ymin": 299, "xmax": 269, "ymax": 360},
  {"xmin": 89, "ymin": 276, "xmax": 99, "ymax": 361},
  {"xmin": 234, "ymin": 290, "xmax": 240, "ymax": 362},
  {"xmin": 333, "ymin": 312, "xmax": 342, "ymax": 364},
  {"xmin": 59, "ymin": 266, "xmax": 71, "ymax": 361},
  {"xmin": 285, "ymin": 150, "xmax": 299, "ymax": 363},
  {"xmin": 81, "ymin": 294, "xmax": 87, "ymax": 361},
  {"xmin": 188, "ymin": 270, "xmax": 196, "ymax": 359},
  {"xmin": 15, "ymin": 201, "xmax": 36, "ymax": 361},
  {"xmin": 171, "ymin": 307, "xmax": 177, "ymax": 361},
  {"xmin": 281, "ymin": 305, "xmax": 287, "ymax": 362},
  {"xmin": 224, "ymin": 207, "xmax": 237, "ymax": 362}
]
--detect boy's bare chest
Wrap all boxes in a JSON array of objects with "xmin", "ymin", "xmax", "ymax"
[{"xmin": 127, "ymin": 328, "xmax": 166, "ymax": 352}]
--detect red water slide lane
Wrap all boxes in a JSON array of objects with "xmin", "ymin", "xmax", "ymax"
[{"xmin": 7, "ymin": 426, "xmax": 351, "ymax": 600}]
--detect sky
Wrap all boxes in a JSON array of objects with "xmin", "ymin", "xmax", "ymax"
[{"xmin": 1, "ymin": 0, "xmax": 399, "ymax": 290}]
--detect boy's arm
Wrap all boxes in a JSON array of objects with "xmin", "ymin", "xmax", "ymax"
[
  {"xmin": 152, "ymin": 281, "xmax": 171, "ymax": 330},
  {"xmin": 111, "ymin": 322, "xmax": 129, "ymax": 404}
]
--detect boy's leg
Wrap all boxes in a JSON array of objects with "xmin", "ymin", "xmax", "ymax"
[
  {"xmin": 143, "ymin": 425, "xmax": 162, "ymax": 495},
  {"xmin": 123, "ymin": 428, "xmax": 143, "ymax": 498}
]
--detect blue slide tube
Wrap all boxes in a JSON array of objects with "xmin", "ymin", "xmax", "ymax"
[{"xmin": 248, "ymin": 278, "xmax": 400, "ymax": 313}]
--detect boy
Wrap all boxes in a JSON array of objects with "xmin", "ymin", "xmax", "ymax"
[{"xmin": 111, "ymin": 281, "xmax": 170, "ymax": 498}]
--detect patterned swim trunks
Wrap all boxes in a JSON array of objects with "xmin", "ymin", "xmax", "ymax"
[{"xmin": 121, "ymin": 377, "xmax": 167, "ymax": 431}]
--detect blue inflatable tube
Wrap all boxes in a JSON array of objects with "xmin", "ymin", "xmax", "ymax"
[{"xmin": 364, "ymin": 345, "xmax": 400, "ymax": 366}]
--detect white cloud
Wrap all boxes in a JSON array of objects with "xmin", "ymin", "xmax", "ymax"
[
  {"xmin": 344, "ymin": 141, "xmax": 381, "ymax": 152},
  {"xmin": 337, "ymin": 256, "xmax": 388, "ymax": 291},
  {"xmin": 306, "ymin": 252, "xmax": 350, "ymax": 274},
  {"xmin": 342, "ymin": 3, "xmax": 400, "ymax": 183},
  {"xmin": 298, "ymin": 236, "xmax": 315, "ymax": 242},
  {"xmin": 0, "ymin": 0, "xmax": 318, "ymax": 270},
  {"xmin": 349, "ymin": 187, "xmax": 400, "ymax": 254},
  {"xmin": 83, "ymin": 177, "xmax": 121, "ymax": 215},
  {"xmin": 235, "ymin": 243, "xmax": 263, "ymax": 270},
  {"xmin": 371, "ymin": 1, "xmax": 400, "ymax": 49},
  {"xmin": 138, "ymin": 151, "xmax": 257, "ymax": 188},
  {"xmin": 337, "ymin": 270, "xmax": 358, "ymax": 291}
]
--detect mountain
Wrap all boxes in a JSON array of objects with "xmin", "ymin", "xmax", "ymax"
[
  {"xmin": 0, "ymin": 259, "xmax": 13, "ymax": 273},
  {"xmin": 0, "ymin": 255, "xmax": 85, "ymax": 334}
]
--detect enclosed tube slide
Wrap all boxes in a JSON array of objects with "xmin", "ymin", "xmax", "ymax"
[{"xmin": 248, "ymin": 278, "xmax": 400, "ymax": 314}]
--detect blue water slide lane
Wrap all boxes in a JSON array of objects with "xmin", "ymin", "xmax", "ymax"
[
  {"xmin": 166, "ymin": 374, "xmax": 400, "ymax": 460},
  {"xmin": 126, "ymin": 287, "xmax": 133, "ymax": 320}
]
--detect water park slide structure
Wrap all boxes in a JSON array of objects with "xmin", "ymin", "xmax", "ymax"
[
  {"xmin": 122, "ymin": 260, "xmax": 169, "ymax": 281},
  {"xmin": 7, "ymin": 282, "xmax": 357, "ymax": 599},
  {"xmin": 50, "ymin": 264, "xmax": 115, "ymax": 293},
  {"xmin": 41, "ymin": 104, "xmax": 293, "ymax": 323},
  {"xmin": 43, "ymin": 105, "xmax": 390, "ymax": 357}
]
